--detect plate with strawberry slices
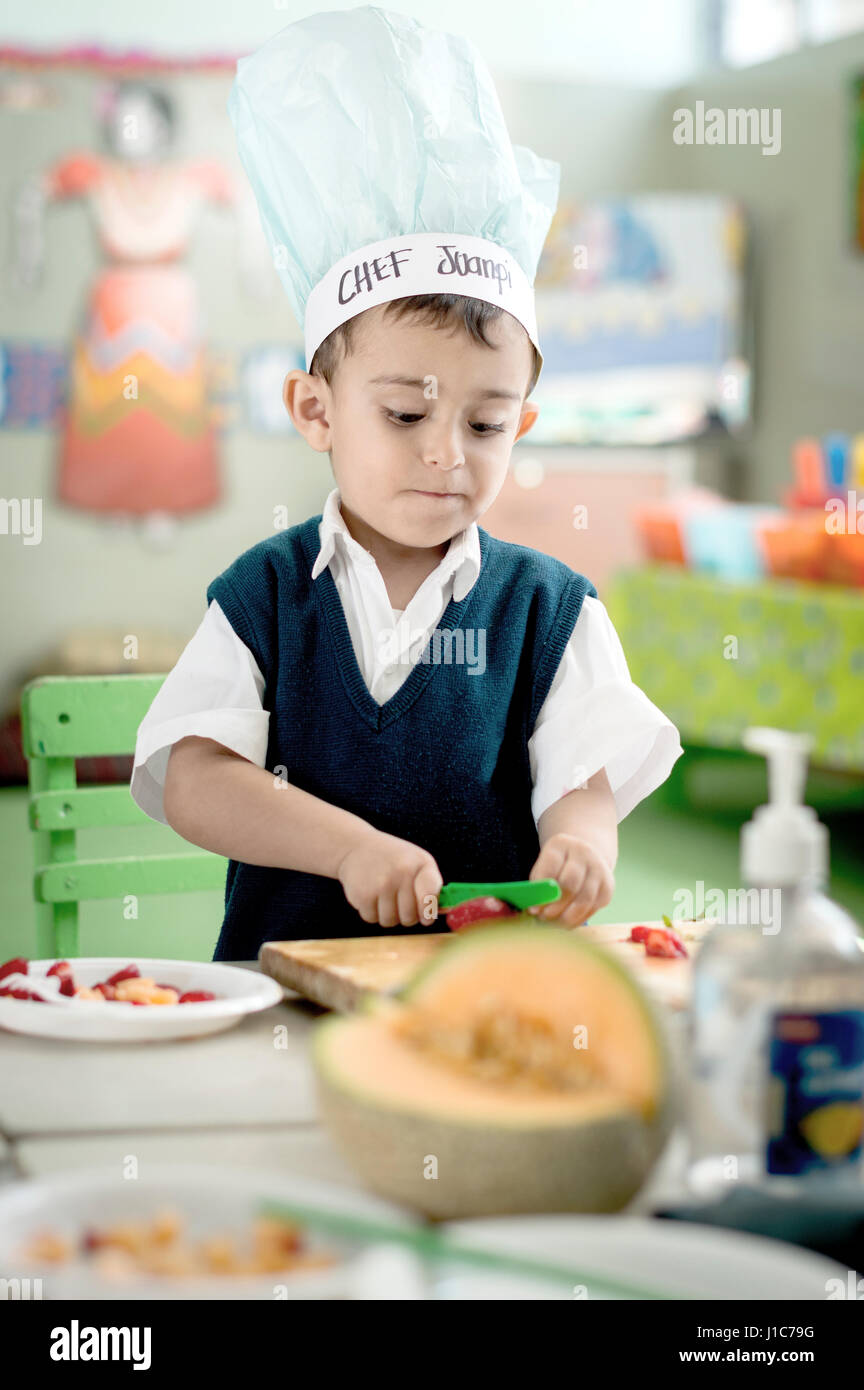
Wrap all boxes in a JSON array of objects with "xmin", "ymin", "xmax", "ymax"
[{"xmin": 0, "ymin": 957, "xmax": 283, "ymax": 1043}]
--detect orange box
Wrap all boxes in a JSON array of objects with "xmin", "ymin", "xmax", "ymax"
[
  {"xmin": 822, "ymin": 529, "xmax": 864, "ymax": 586},
  {"xmin": 758, "ymin": 510, "xmax": 827, "ymax": 582}
]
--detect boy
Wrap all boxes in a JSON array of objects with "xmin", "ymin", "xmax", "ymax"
[{"xmin": 131, "ymin": 7, "xmax": 682, "ymax": 960}]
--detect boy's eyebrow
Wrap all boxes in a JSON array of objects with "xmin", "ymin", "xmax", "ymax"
[{"xmin": 368, "ymin": 374, "xmax": 521, "ymax": 402}]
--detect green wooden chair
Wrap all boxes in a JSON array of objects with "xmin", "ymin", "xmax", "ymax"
[{"xmin": 20, "ymin": 674, "xmax": 227, "ymax": 959}]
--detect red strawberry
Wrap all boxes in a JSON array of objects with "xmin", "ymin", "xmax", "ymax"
[
  {"xmin": 642, "ymin": 927, "xmax": 688, "ymax": 959},
  {"xmin": 93, "ymin": 982, "xmax": 117, "ymax": 1000},
  {"xmin": 47, "ymin": 960, "xmax": 76, "ymax": 996},
  {"xmin": 178, "ymin": 990, "xmax": 216, "ymax": 1004},
  {"xmin": 10, "ymin": 987, "xmax": 44, "ymax": 1001},
  {"xmin": 106, "ymin": 965, "xmax": 140, "ymax": 987},
  {"xmin": 630, "ymin": 923, "xmax": 688, "ymax": 957},
  {"xmin": 445, "ymin": 896, "xmax": 519, "ymax": 932},
  {"xmin": 0, "ymin": 957, "xmax": 28, "ymax": 982}
]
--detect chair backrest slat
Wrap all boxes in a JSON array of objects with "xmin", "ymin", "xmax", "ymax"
[
  {"xmin": 21, "ymin": 674, "xmax": 167, "ymax": 759},
  {"xmin": 36, "ymin": 854, "xmax": 228, "ymax": 904},
  {"xmin": 20, "ymin": 675, "xmax": 227, "ymax": 958},
  {"xmin": 30, "ymin": 785, "xmax": 158, "ymax": 831}
]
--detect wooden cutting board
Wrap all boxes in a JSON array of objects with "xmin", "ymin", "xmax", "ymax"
[{"xmin": 260, "ymin": 919, "xmax": 715, "ymax": 1014}]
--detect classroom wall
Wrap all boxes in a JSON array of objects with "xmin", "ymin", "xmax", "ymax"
[
  {"xmin": 0, "ymin": 0, "xmax": 709, "ymax": 86},
  {"xmin": 667, "ymin": 33, "xmax": 864, "ymax": 503}
]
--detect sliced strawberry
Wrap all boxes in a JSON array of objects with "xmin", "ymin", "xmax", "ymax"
[
  {"xmin": 93, "ymin": 982, "xmax": 117, "ymax": 1000},
  {"xmin": 629, "ymin": 925, "xmax": 651, "ymax": 943},
  {"xmin": 47, "ymin": 960, "xmax": 76, "ymax": 996},
  {"xmin": 642, "ymin": 927, "xmax": 688, "ymax": 959},
  {"xmin": 106, "ymin": 965, "xmax": 140, "ymax": 987},
  {"xmin": 445, "ymin": 896, "xmax": 518, "ymax": 932},
  {"xmin": 178, "ymin": 990, "xmax": 216, "ymax": 1003},
  {"xmin": 0, "ymin": 957, "xmax": 28, "ymax": 982}
]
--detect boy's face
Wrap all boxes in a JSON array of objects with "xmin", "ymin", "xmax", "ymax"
[{"xmin": 284, "ymin": 305, "xmax": 537, "ymax": 551}]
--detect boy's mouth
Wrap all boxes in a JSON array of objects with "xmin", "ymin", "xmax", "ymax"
[{"xmin": 410, "ymin": 489, "xmax": 463, "ymax": 499}]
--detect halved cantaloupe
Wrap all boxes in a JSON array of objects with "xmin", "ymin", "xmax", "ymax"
[{"xmin": 313, "ymin": 924, "xmax": 678, "ymax": 1219}]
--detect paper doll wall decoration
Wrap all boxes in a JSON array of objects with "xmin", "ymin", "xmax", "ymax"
[{"xmin": 14, "ymin": 80, "xmax": 236, "ymax": 536}]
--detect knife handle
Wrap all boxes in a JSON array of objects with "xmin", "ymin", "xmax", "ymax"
[{"xmin": 438, "ymin": 879, "xmax": 561, "ymax": 911}]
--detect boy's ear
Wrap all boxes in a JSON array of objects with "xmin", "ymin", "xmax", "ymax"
[
  {"xmin": 514, "ymin": 403, "xmax": 539, "ymax": 442},
  {"xmin": 282, "ymin": 368, "xmax": 303, "ymax": 416}
]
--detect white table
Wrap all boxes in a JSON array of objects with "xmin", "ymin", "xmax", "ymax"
[{"xmin": 0, "ymin": 962, "xmax": 692, "ymax": 1213}]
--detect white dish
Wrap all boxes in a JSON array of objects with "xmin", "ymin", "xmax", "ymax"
[
  {"xmin": 435, "ymin": 1214, "xmax": 853, "ymax": 1300},
  {"xmin": 0, "ymin": 1164, "xmax": 421, "ymax": 1301},
  {"xmin": 0, "ymin": 958, "xmax": 283, "ymax": 1042}
]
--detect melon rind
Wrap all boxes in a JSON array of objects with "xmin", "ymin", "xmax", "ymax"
[{"xmin": 312, "ymin": 925, "xmax": 680, "ymax": 1219}]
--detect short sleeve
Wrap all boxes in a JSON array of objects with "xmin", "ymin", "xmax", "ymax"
[
  {"xmin": 45, "ymin": 152, "xmax": 104, "ymax": 199},
  {"xmin": 529, "ymin": 594, "xmax": 683, "ymax": 825},
  {"xmin": 130, "ymin": 600, "xmax": 270, "ymax": 825}
]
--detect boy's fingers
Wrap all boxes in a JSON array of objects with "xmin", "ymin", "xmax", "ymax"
[
  {"xmin": 397, "ymin": 881, "xmax": 419, "ymax": 927},
  {"xmin": 415, "ymin": 865, "xmax": 442, "ymax": 925},
  {"xmin": 377, "ymin": 891, "xmax": 399, "ymax": 929},
  {"xmin": 356, "ymin": 895, "xmax": 379, "ymax": 924},
  {"xmin": 530, "ymin": 840, "xmax": 567, "ymax": 883},
  {"xmin": 561, "ymin": 869, "xmax": 605, "ymax": 924}
]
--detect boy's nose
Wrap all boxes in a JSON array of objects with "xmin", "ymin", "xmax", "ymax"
[{"xmin": 421, "ymin": 441, "xmax": 465, "ymax": 471}]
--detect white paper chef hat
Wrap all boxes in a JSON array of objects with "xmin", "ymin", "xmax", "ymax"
[{"xmin": 228, "ymin": 5, "xmax": 560, "ymax": 374}]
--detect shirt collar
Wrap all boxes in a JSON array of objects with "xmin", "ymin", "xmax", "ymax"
[{"xmin": 310, "ymin": 487, "xmax": 481, "ymax": 602}]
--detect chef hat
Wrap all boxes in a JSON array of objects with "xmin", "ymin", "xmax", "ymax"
[{"xmin": 228, "ymin": 5, "xmax": 560, "ymax": 375}]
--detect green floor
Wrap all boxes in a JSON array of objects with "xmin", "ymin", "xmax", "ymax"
[{"xmin": 2, "ymin": 754, "xmax": 863, "ymax": 961}]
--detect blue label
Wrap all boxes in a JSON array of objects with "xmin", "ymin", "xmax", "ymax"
[{"xmin": 767, "ymin": 1010, "xmax": 864, "ymax": 1175}]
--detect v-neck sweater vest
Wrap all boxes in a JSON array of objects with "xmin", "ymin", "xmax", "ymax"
[{"xmin": 206, "ymin": 515, "xmax": 596, "ymax": 957}]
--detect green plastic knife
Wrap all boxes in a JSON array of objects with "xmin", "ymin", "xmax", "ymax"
[{"xmin": 438, "ymin": 878, "xmax": 561, "ymax": 911}]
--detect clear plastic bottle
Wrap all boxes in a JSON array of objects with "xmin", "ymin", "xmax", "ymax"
[{"xmin": 686, "ymin": 729, "xmax": 864, "ymax": 1197}]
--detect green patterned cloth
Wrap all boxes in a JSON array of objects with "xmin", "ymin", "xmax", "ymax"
[{"xmin": 605, "ymin": 567, "xmax": 864, "ymax": 772}]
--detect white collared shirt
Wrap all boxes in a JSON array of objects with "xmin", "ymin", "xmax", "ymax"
[{"xmin": 131, "ymin": 488, "xmax": 682, "ymax": 829}]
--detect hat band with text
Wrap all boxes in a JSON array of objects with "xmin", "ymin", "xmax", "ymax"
[{"xmin": 303, "ymin": 231, "xmax": 540, "ymax": 371}]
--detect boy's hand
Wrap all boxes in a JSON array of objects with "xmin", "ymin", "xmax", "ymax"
[
  {"xmin": 336, "ymin": 829, "xmax": 443, "ymax": 928},
  {"xmin": 527, "ymin": 833, "xmax": 614, "ymax": 927}
]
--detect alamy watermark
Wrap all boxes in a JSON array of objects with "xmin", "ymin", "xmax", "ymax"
[
  {"xmin": 377, "ymin": 622, "xmax": 486, "ymax": 675},
  {"xmin": 0, "ymin": 497, "xmax": 42, "ymax": 544},
  {"xmin": 673, "ymin": 101, "xmax": 781, "ymax": 156},
  {"xmin": 672, "ymin": 881, "xmax": 782, "ymax": 934}
]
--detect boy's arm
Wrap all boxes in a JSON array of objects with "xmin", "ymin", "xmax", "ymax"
[
  {"xmin": 530, "ymin": 767, "xmax": 618, "ymax": 924},
  {"xmin": 536, "ymin": 767, "xmax": 618, "ymax": 869},
  {"xmin": 163, "ymin": 735, "xmax": 378, "ymax": 877}
]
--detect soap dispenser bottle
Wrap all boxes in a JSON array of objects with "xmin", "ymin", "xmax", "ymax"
[{"xmin": 686, "ymin": 727, "xmax": 864, "ymax": 1197}]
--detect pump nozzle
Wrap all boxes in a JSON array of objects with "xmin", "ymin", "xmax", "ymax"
[
  {"xmin": 741, "ymin": 726, "xmax": 827, "ymax": 888},
  {"xmin": 741, "ymin": 726, "xmax": 812, "ymax": 809}
]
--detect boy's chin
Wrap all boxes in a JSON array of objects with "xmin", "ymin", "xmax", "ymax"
[{"xmin": 400, "ymin": 520, "xmax": 469, "ymax": 548}]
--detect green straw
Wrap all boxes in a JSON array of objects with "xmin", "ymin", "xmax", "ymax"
[{"xmin": 256, "ymin": 1198, "xmax": 692, "ymax": 1300}]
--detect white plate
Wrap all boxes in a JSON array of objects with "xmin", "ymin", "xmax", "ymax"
[
  {"xmin": 435, "ymin": 1214, "xmax": 853, "ymax": 1300},
  {"xmin": 0, "ymin": 958, "xmax": 283, "ymax": 1042},
  {"xmin": 0, "ymin": 1164, "xmax": 421, "ymax": 1300}
]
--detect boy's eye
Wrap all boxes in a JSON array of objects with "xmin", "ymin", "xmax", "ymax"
[{"xmin": 384, "ymin": 410, "xmax": 506, "ymax": 435}]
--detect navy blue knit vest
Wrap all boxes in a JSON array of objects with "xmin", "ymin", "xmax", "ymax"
[{"xmin": 205, "ymin": 515, "xmax": 596, "ymax": 959}]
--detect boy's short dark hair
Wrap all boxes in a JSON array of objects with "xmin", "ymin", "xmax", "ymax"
[{"xmin": 310, "ymin": 293, "xmax": 541, "ymax": 399}]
